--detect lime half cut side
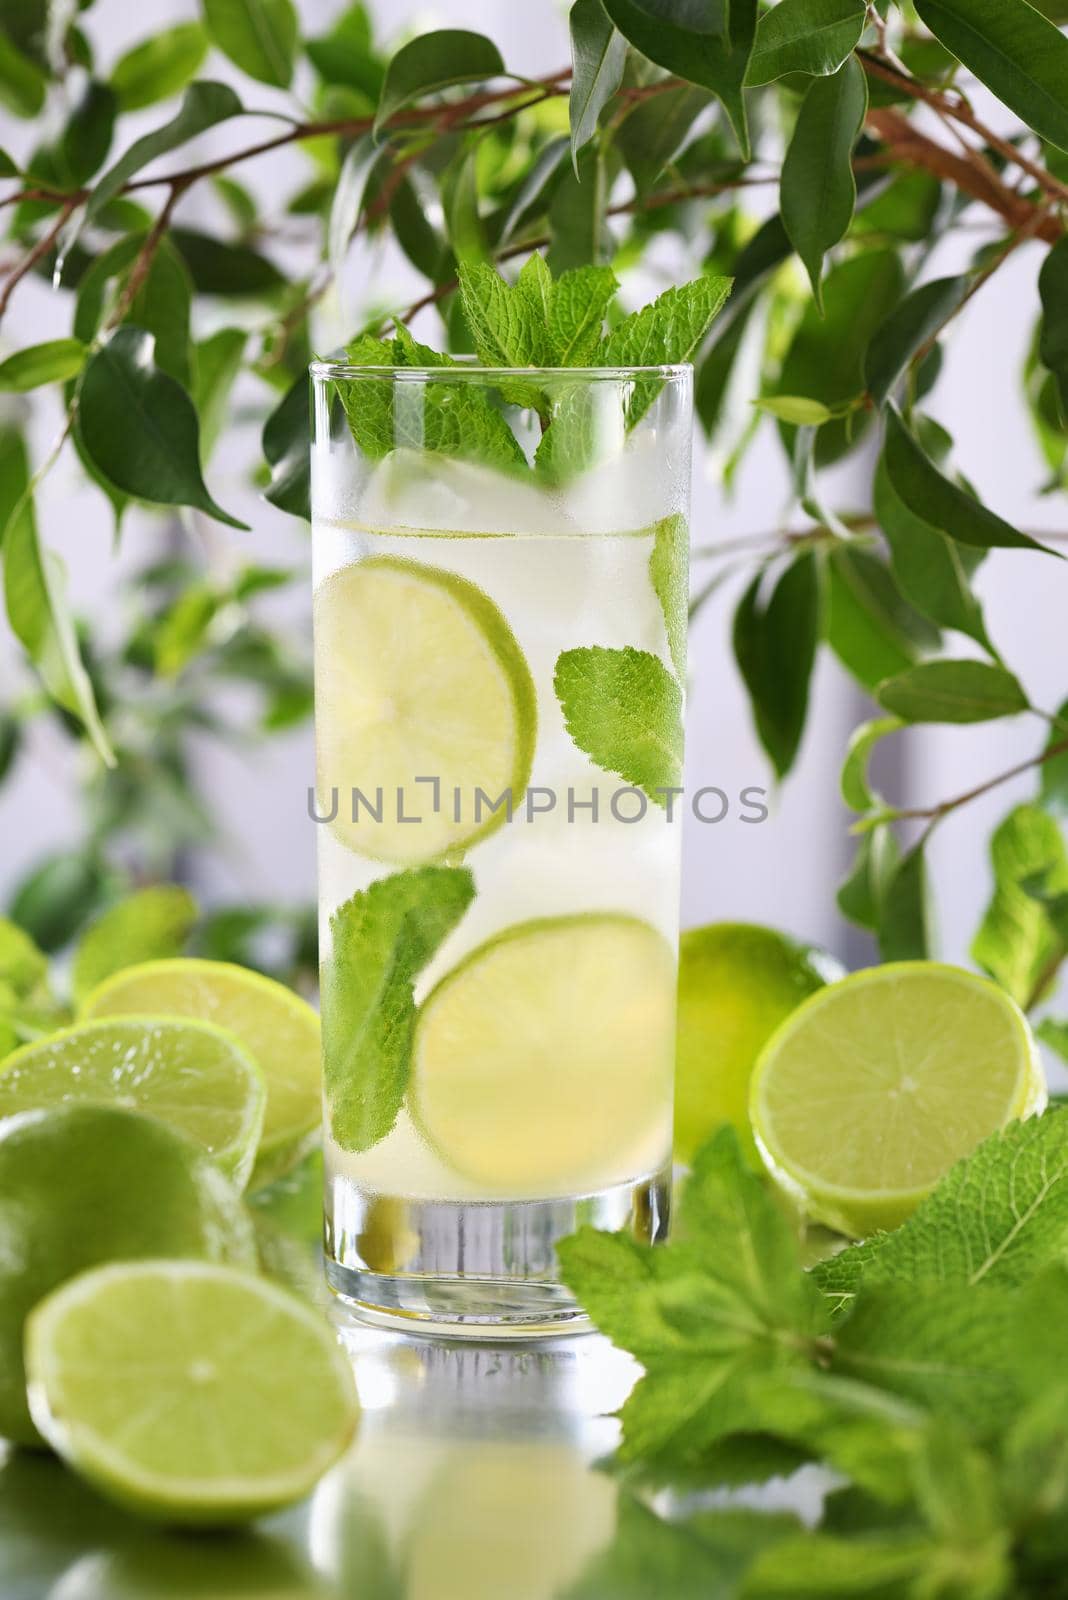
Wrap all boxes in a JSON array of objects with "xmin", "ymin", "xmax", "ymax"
[
  {"xmin": 0, "ymin": 1018, "xmax": 266, "ymax": 1189},
  {"xmin": 410, "ymin": 914, "xmax": 676, "ymax": 1195},
  {"xmin": 82, "ymin": 959, "xmax": 320, "ymax": 1189},
  {"xmin": 313, "ymin": 557, "xmax": 536, "ymax": 865},
  {"xmin": 26, "ymin": 1261, "xmax": 359, "ymax": 1526},
  {"xmin": 749, "ymin": 961, "xmax": 1046, "ymax": 1237}
]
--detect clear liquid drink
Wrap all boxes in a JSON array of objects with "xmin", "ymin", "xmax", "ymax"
[{"xmin": 311, "ymin": 363, "xmax": 692, "ymax": 1332}]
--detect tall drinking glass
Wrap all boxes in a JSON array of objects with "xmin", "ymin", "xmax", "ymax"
[{"xmin": 311, "ymin": 360, "xmax": 692, "ymax": 1334}]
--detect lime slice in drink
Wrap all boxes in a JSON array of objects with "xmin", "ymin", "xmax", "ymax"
[
  {"xmin": 749, "ymin": 962, "xmax": 1047, "ymax": 1237},
  {"xmin": 675, "ymin": 923, "xmax": 840, "ymax": 1167},
  {"xmin": 410, "ymin": 915, "xmax": 676, "ymax": 1192},
  {"xmin": 0, "ymin": 1105, "xmax": 255, "ymax": 1446},
  {"xmin": 0, "ymin": 1018, "xmax": 266, "ymax": 1189},
  {"xmin": 26, "ymin": 1261, "xmax": 358, "ymax": 1525},
  {"xmin": 81, "ymin": 959, "xmax": 320, "ymax": 1189},
  {"xmin": 313, "ymin": 557, "xmax": 536, "ymax": 864}
]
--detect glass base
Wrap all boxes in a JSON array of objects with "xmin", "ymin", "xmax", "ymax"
[{"xmin": 323, "ymin": 1166, "xmax": 671, "ymax": 1338}]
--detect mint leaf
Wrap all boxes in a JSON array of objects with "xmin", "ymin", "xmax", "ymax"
[
  {"xmin": 971, "ymin": 804, "xmax": 1068, "ymax": 1005},
  {"xmin": 744, "ymin": 1530, "xmax": 939, "ymax": 1598},
  {"xmin": 338, "ymin": 332, "xmax": 527, "ymax": 472},
  {"xmin": 554, "ymin": 645, "xmax": 683, "ymax": 803},
  {"xmin": 557, "ymin": 1129, "xmax": 827, "ymax": 1468},
  {"xmin": 548, "ymin": 263, "xmax": 618, "ymax": 364},
  {"xmin": 457, "ymin": 261, "xmax": 549, "ymax": 367},
  {"xmin": 831, "ymin": 1283, "xmax": 1023, "ymax": 1434},
  {"xmin": 815, "ymin": 1111, "xmax": 1068, "ymax": 1308},
  {"xmin": 72, "ymin": 886, "xmax": 197, "ymax": 1004},
  {"xmin": 321, "ymin": 866, "xmax": 475, "ymax": 1152},
  {"xmin": 599, "ymin": 276, "xmax": 733, "ymax": 424},
  {"xmin": 649, "ymin": 513, "xmax": 688, "ymax": 680}
]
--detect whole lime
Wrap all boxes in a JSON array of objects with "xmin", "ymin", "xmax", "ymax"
[{"xmin": 674, "ymin": 923, "xmax": 840, "ymax": 1166}]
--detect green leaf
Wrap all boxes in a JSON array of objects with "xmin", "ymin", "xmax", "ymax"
[
  {"xmin": 262, "ymin": 372, "xmax": 310, "ymax": 521},
  {"xmin": 877, "ymin": 842, "xmax": 932, "ymax": 961},
  {"xmin": 1040, "ymin": 700, "xmax": 1068, "ymax": 816},
  {"xmin": 837, "ymin": 824, "xmax": 899, "ymax": 932},
  {"xmin": 193, "ymin": 327, "xmax": 247, "ymax": 462},
  {"xmin": 547, "ymin": 263, "xmax": 618, "ymax": 364},
  {"xmin": 110, "ymin": 23, "xmax": 209, "ymax": 111},
  {"xmin": 202, "ymin": 0, "xmax": 297, "ymax": 88},
  {"xmin": 0, "ymin": 340, "xmax": 86, "ymax": 392},
  {"xmin": 88, "ymin": 82, "xmax": 244, "ymax": 223},
  {"xmin": 876, "ymin": 659, "xmax": 1029, "ymax": 724},
  {"xmin": 72, "ymin": 886, "xmax": 198, "ymax": 1004},
  {"xmin": 74, "ymin": 233, "xmax": 193, "ymax": 389},
  {"xmin": 0, "ymin": 427, "xmax": 113, "ymax": 766},
  {"xmin": 825, "ymin": 547, "xmax": 935, "ymax": 693},
  {"xmin": 915, "ymin": 0, "xmax": 1068, "ymax": 154},
  {"xmin": 777, "ymin": 249, "xmax": 904, "ymax": 467},
  {"xmin": 840, "ymin": 716, "xmax": 903, "ymax": 814},
  {"xmin": 650, "ymin": 514, "xmax": 688, "ymax": 680},
  {"xmin": 873, "ymin": 456, "xmax": 994, "ymax": 655},
  {"xmin": 1040, "ymin": 235, "xmax": 1068, "ymax": 414},
  {"xmin": 9, "ymin": 853, "xmax": 110, "ymax": 955},
  {"xmin": 601, "ymin": 0, "xmax": 756, "ymax": 155},
  {"xmin": 321, "ymin": 866, "xmax": 475, "ymax": 1151},
  {"xmin": 972, "ymin": 804, "xmax": 1068, "ymax": 1006},
  {"xmin": 554, "ymin": 646, "xmax": 683, "ymax": 803},
  {"xmin": 865, "ymin": 275, "xmax": 969, "ymax": 408},
  {"xmin": 780, "ymin": 56, "xmax": 868, "ymax": 309},
  {"xmin": 884, "ymin": 405, "xmax": 1055, "ymax": 555},
  {"xmin": 169, "ymin": 228, "xmax": 285, "ymax": 297},
  {"xmin": 816, "ymin": 1111, "xmax": 1068, "ymax": 1309},
  {"xmin": 457, "ymin": 259, "xmax": 550, "ymax": 367},
  {"xmin": 745, "ymin": 1531, "xmax": 935, "ymax": 1598},
  {"xmin": 327, "ymin": 136, "xmax": 375, "ymax": 296},
  {"xmin": 755, "ymin": 396, "xmax": 833, "ymax": 425},
  {"xmin": 615, "ymin": 84, "xmax": 712, "ymax": 195},
  {"xmin": 599, "ymin": 275, "xmax": 733, "ymax": 425},
  {"xmin": 0, "ymin": 30, "xmax": 46, "ymax": 118},
  {"xmin": 76, "ymin": 327, "xmax": 247, "ymax": 530},
  {"xmin": 338, "ymin": 332, "xmax": 527, "ymax": 473},
  {"xmin": 374, "ymin": 29, "xmax": 504, "ymax": 135},
  {"xmin": 548, "ymin": 143, "xmax": 608, "ymax": 273},
  {"xmin": 441, "ymin": 142, "xmax": 484, "ymax": 266},
  {"xmin": 557, "ymin": 1128, "xmax": 827, "ymax": 1468},
  {"xmin": 733, "ymin": 551, "xmax": 822, "ymax": 780},
  {"xmin": 61, "ymin": 81, "xmax": 117, "ymax": 186},
  {"xmin": 0, "ymin": 148, "xmax": 18, "ymax": 178},
  {"xmin": 746, "ymin": 0, "xmax": 866, "ymax": 85},
  {"xmin": 568, "ymin": 0, "xmax": 626, "ymax": 171}
]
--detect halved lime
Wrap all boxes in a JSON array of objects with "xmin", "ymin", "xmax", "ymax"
[
  {"xmin": 675, "ymin": 923, "xmax": 840, "ymax": 1167},
  {"xmin": 750, "ymin": 962, "xmax": 1047, "ymax": 1237},
  {"xmin": 410, "ymin": 915, "xmax": 676, "ymax": 1193},
  {"xmin": 313, "ymin": 557, "xmax": 536, "ymax": 864},
  {"xmin": 81, "ymin": 959, "xmax": 320, "ymax": 1189},
  {"xmin": 26, "ymin": 1261, "xmax": 358, "ymax": 1525},
  {"xmin": 0, "ymin": 1018, "xmax": 266, "ymax": 1189},
  {"xmin": 0, "ymin": 1105, "xmax": 255, "ymax": 1446}
]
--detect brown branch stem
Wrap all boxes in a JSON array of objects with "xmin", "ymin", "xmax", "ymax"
[
  {"xmin": 0, "ymin": 197, "xmax": 77, "ymax": 323},
  {"xmin": 895, "ymin": 735, "xmax": 1068, "ymax": 826}
]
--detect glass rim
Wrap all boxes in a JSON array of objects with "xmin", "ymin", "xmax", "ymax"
[{"xmin": 309, "ymin": 357, "xmax": 693, "ymax": 382}]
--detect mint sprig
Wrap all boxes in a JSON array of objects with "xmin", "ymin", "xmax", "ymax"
[
  {"xmin": 333, "ymin": 255, "xmax": 731, "ymax": 478},
  {"xmin": 554, "ymin": 644, "xmax": 683, "ymax": 803},
  {"xmin": 321, "ymin": 865, "xmax": 474, "ymax": 1152}
]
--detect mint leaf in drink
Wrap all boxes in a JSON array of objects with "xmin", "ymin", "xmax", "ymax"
[
  {"xmin": 815, "ymin": 1111, "xmax": 1068, "ymax": 1310},
  {"xmin": 599, "ymin": 275, "xmax": 733, "ymax": 424},
  {"xmin": 649, "ymin": 513, "xmax": 688, "ymax": 680},
  {"xmin": 337, "ymin": 332, "xmax": 526, "ymax": 472},
  {"xmin": 321, "ymin": 866, "xmax": 475, "ymax": 1152},
  {"xmin": 557, "ymin": 1129, "xmax": 828, "ymax": 1468},
  {"xmin": 458, "ymin": 260, "xmax": 549, "ymax": 367},
  {"xmin": 548, "ymin": 263, "xmax": 618, "ymax": 364},
  {"xmin": 554, "ymin": 645, "xmax": 683, "ymax": 803},
  {"xmin": 72, "ymin": 886, "xmax": 198, "ymax": 1003}
]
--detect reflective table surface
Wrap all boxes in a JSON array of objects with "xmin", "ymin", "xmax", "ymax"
[{"xmin": 3, "ymin": 1309, "xmax": 645, "ymax": 1599}]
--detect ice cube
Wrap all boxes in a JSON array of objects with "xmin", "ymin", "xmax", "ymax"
[{"xmin": 359, "ymin": 449, "xmax": 579, "ymax": 536}]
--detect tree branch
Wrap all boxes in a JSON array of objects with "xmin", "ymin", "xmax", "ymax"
[{"xmin": 0, "ymin": 198, "xmax": 77, "ymax": 324}]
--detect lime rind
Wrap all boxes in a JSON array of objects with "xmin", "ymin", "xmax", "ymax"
[
  {"xmin": 81, "ymin": 958, "xmax": 321, "ymax": 1190},
  {"xmin": 313, "ymin": 556, "xmax": 537, "ymax": 866},
  {"xmin": 25, "ymin": 1260, "xmax": 358, "ymax": 1525},
  {"xmin": 0, "ymin": 1016, "xmax": 267, "ymax": 1190},
  {"xmin": 749, "ymin": 961, "xmax": 1045, "ymax": 1237}
]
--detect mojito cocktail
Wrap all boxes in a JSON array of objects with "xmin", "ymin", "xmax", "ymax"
[{"xmin": 312, "ymin": 362, "xmax": 692, "ymax": 1331}]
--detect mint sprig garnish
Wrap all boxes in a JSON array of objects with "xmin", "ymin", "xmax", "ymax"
[
  {"xmin": 321, "ymin": 865, "xmax": 475, "ymax": 1153},
  {"xmin": 332, "ymin": 255, "xmax": 731, "ymax": 479},
  {"xmin": 559, "ymin": 1112, "xmax": 1068, "ymax": 1594},
  {"xmin": 554, "ymin": 644, "xmax": 683, "ymax": 803}
]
